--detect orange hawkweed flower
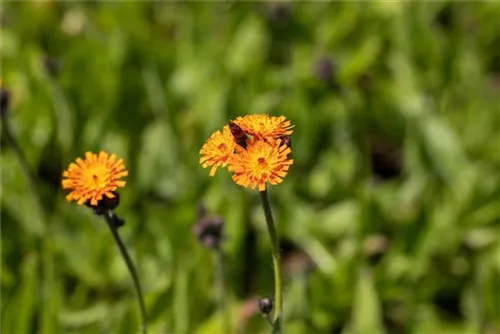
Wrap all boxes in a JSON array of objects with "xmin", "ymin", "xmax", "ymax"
[
  {"xmin": 62, "ymin": 151, "xmax": 128, "ymax": 206},
  {"xmin": 199, "ymin": 125, "xmax": 237, "ymax": 176},
  {"xmin": 233, "ymin": 114, "xmax": 294, "ymax": 140},
  {"xmin": 228, "ymin": 138, "xmax": 293, "ymax": 192}
]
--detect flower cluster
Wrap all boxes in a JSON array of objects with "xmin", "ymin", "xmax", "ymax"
[{"xmin": 199, "ymin": 114, "xmax": 294, "ymax": 192}]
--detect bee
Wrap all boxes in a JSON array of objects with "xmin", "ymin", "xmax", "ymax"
[{"xmin": 229, "ymin": 121, "xmax": 249, "ymax": 149}]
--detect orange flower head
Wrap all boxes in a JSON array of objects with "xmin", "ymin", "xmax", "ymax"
[
  {"xmin": 62, "ymin": 151, "xmax": 128, "ymax": 206},
  {"xmin": 228, "ymin": 138, "xmax": 293, "ymax": 192},
  {"xmin": 199, "ymin": 125, "xmax": 237, "ymax": 176},
  {"xmin": 233, "ymin": 114, "xmax": 294, "ymax": 140}
]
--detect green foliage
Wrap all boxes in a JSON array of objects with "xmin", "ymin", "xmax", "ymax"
[{"xmin": 2, "ymin": 2, "xmax": 500, "ymax": 333}]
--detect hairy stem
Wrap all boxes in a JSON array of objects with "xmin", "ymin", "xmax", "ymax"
[
  {"xmin": 260, "ymin": 189, "xmax": 282, "ymax": 334},
  {"xmin": 104, "ymin": 211, "xmax": 148, "ymax": 334}
]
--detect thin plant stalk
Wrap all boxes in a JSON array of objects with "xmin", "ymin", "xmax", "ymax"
[
  {"xmin": 259, "ymin": 189, "xmax": 283, "ymax": 334},
  {"xmin": 104, "ymin": 210, "xmax": 148, "ymax": 334},
  {"xmin": 214, "ymin": 246, "xmax": 231, "ymax": 334},
  {"xmin": 264, "ymin": 313, "xmax": 274, "ymax": 328},
  {"xmin": 2, "ymin": 118, "xmax": 40, "ymax": 196}
]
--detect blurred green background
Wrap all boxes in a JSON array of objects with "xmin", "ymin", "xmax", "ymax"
[{"xmin": 1, "ymin": 2, "xmax": 500, "ymax": 334}]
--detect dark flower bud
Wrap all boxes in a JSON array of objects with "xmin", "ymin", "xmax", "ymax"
[
  {"xmin": 1, "ymin": 88, "xmax": 10, "ymax": 118},
  {"xmin": 314, "ymin": 56, "xmax": 337, "ymax": 85},
  {"xmin": 259, "ymin": 297, "xmax": 273, "ymax": 315},
  {"xmin": 229, "ymin": 121, "xmax": 248, "ymax": 149},
  {"xmin": 193, "ymin": 213, "xmax": 224, "ymax": 250},
  {"xmin": 43, "ymin": 56, "xmax": 63, "ymax": 78}
]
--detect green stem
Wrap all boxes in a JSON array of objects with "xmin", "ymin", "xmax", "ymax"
[
  {"xmin": 260, "ymin": 189, "xmax": 283, "ymax": 334},
  {"xmin": 2, "ymin": 118, "xmax": 40, "ymax": 198},
  {"xmin": 215, "ymin": 247, "xmax": 231, "ymax": 334},
  {"xmin": 104, "ymin": 211, "xmax": 148, "ymax": 334}
]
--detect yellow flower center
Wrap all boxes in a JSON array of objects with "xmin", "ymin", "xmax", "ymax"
[{"xmin": 86, "ymin": 167, "xmax": 107, "ymax": 189}]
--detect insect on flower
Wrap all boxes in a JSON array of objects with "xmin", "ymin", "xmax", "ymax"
[
  {"xmin": 199, "ymin": 114, "xmax": 294, "ymax": 192},
  {"xmin": 229, "ymin": 121, "xmax": 250, "ymax": 149}
]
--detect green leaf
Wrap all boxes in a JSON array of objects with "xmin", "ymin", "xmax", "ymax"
[{"xmin": 347, "ymin": 267, "xmax": 385, "ymax": 334}]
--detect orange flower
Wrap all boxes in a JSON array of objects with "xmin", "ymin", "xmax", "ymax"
[
  {"xmin": 62, "ymin": 151, "xmax": 128, "ymax": 206},
  {"xmin": 233, "ymin": 114, "xmax": 294, "ymax": 140},
  {"xmin": 199, "ymin": 125, "xmax": 237, "ymax": 176},
  {"xmin": 228, "ymin": 138, "xmax": 293, "ymax": 192}
]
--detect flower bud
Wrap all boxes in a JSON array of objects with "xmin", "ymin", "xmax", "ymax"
[
  {"xmin": 258, "ymin": 297, "xmax": 273, "ymax": 315},
  {"xmin": 193, "ymin": 207, "xmax": 224, "ymax": 250},
  {"xmin": 43, "ymin": 56, "xmax": 63, "ymax": 78},
  {"xmin": 314, "ymin": 56, "xmax": 337, "ymax": 86}
]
